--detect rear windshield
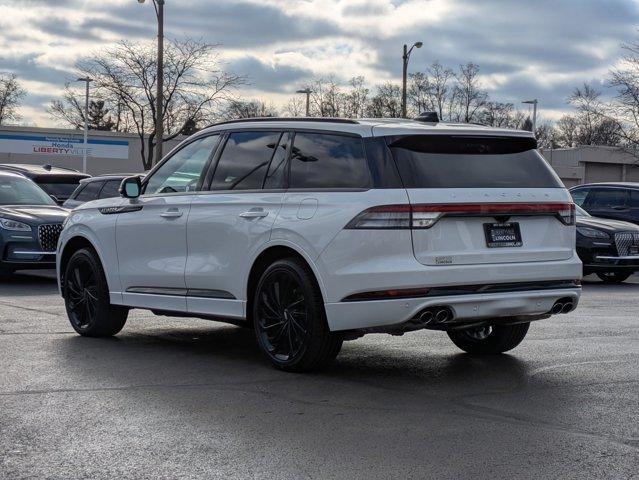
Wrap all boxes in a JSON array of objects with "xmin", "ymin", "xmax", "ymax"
[
  {"xmin": 37, "ymin": 182, "xmax": 81, "ymax": 199},
  {"xmin": 388, "ymin": 135, "xmax": 563, "ymax": 188}
]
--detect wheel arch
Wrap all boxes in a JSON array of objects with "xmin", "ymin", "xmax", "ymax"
[
  {"xmin": 59, "ymin": 235, "xmax": 102, "ymax": 287},
  {"xmin": 245, "ymin": 243, "xmax": 326, "ymax": 325}
]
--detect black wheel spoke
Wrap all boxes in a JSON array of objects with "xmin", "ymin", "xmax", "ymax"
[
  {"xmin": 256, "ymin": 268, "xmax": 310, "ymax": 362},
  {"xmin": 66, "ymin": 259, "xmax": 99, "ymax": 330}
]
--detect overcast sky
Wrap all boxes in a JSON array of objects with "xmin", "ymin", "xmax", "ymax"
[{"xmin": 1, "ymin": 0, "xmax": 638, "ymax": 127}]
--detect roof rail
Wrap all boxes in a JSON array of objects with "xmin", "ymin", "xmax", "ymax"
[{"xmin": 205, "ymin": 117, "xmax": 360, "ymax": 129}]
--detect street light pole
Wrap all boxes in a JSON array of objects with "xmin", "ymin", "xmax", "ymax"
[
  {"xmin": 523, "ymin": 99, "xmax": 538, "ymax": 136},
  {"xmin": 402, "ymin": 41, "xmax": 423, "ymax": 118},
  {"xmin": 76, "ymin": 77, "xmax": 92, "ymax": 174},
  {"xmin": 139, "ymin": 0, "xmax": 165, "ymax": 165},
  {"xmin": 296, "ymin": 88, "xmax": 312, "ymax": 116}
]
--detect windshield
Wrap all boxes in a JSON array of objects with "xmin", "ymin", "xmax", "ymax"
[
  {"xmin": 0, "ymin": 176, "xmax": 57, "ymax": 206},
  {"xmin": 576, "ymin": 205, "xmax": 591, "ymax": 217},
  {"xmin": 37, "ymin": 182, "xmax": 81, "ymax": 200},
  {"xmin": 388, "ymin": 135, "xmax": 563, "ymax": 188}
]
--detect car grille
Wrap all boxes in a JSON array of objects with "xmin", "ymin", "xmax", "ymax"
[
  {"xmin": 38, "ymin": 224, "xmax": 64, "ymax": 253},
  {"xmin": 614, "ymin": 232, "xmax": 639, "ymax": 256}
]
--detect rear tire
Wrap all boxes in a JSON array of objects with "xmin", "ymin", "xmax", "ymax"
[
  {"xmin": 253, "ymin": 258, "xmax": 342, "ymax": 372},
  {"xmin": 447, "ymin": 322, "xmax": 530, "ymax": 354},
  {"xmin": 63, "ymin": 248, "xmax": 128, "ymax": 337},
  {"xmin": 596, "ymin": 271, "xmax": 632, "ymax": 284}
]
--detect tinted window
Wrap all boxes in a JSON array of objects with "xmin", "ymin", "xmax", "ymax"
[
  {"xmin": 587, "ymin": 188, "xmax": 628, "ymax": 209},
  {"xmin": 211, "ymin": 131, "xmax": 281, "ymax": 190},
  {"xmin": 76, "ymin": 181, "xmax": 104, "ymax": 201},
  {"xmin": 571, "ymin": 188, "xmax": 589, "ymax": 206},
  {"xmin": 389, "ymin": 135, "xmax": 562, "ymax": 188},
  {"xmin": 264, "ymin": 132, "xmax": 290, "ymax": 189},
  {"xmin": 99, "ymin": 179, "xmax": 122, "ymax": 199},
  {"xmin": 146, "ymin": 135, "xmax": 219, "ymax": 195},
  {"xmin": 289, "ymin": 133, "xmax": 370, "ymax": 189},
  {"xmin": 630, "ymin": 190, "xmax": 639, "ymax": 208},
  {"xmin": 37, "ymin": 182, "xmax": 81, "ymax": 199}
]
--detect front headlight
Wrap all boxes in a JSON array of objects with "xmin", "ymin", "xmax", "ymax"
[
  {"xmin": 577, "ymin": 227, "xmax": 610, "ymax": 239},
  {"xmin": 0, "ymin": 218, "xmax": 32, "ymax": 232}
]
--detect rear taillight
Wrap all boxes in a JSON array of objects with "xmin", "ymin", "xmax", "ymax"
[{"xmin": 346, "ymin": 202, "xmax": 576, "ymax": 229}]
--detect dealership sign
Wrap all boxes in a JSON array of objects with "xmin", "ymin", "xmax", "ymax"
[{"xmin": 0, "ymin": 133, "xmax": 129, "ymax": 159}]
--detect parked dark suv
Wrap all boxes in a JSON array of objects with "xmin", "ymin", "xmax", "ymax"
[
  {"xmin": 0, "ymin": 164, "xmax": 90, "ymax": 205},
  {"xmin": 63, "ymin": 174, "xmax": 139, "ymax": 209},
  {"xmin": 570, "ymin": 183, "xmax": 639, "ymax": 225},
  {"xmin": 0, "ymin": 171, "xmax": 68, "ymax": 275}
]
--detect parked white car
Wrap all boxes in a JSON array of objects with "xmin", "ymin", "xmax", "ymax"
[{"xmin": 57, "ymin": 117, "xmax": 582, "ymax": 371}]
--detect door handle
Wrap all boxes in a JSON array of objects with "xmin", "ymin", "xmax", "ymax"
[
  {"xmin": 239, "ymin": 210, "xmax": 268, "ymax": 219},
  {"xmin": 160, "ymin": 209, "xmax": 183, "ymax": 219}
]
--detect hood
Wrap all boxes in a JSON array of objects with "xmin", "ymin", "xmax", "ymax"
[
  {"xmin": 0, "ymin": 205, "xmax": 69, "ymax": 223},
  {"xmin": 577, "ymin": 215, "xmax": 639, "ymax": 233}
]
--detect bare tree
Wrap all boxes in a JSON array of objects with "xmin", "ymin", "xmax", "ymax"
[
  {"xmin": 306, "ymin": 77, "xmax": 344, "ymax": 117},
  {"xmin": 0, "ymin": 73, "xmax": 26, "ymax": 125},
  {"xmin": 552, "ymin": 84, "xmax": 621, "ymax": 147},
  {"xmin": 452, "ymin": 63, "xmax": 488, "ymax": 123},
  {"xmin": 367, "ymin": 82, "xmax": 402, "ymax": 118},
  {"xmin": 49, "ymin": 84, "xmax": 117, "ymax": 130},
  {"xmin": 64, "ymin": 39, "xmax": 242, "ymax": 170},
  {"xmin": 480, "ymin": 102, "xmax": 526, "ymax": 129},
  {"xmin": 342, "ymin": 76, "xmax": 369, "ymax": 118},
  {"xmin": 283, "ymin": 97, "xmax": 305, "ymax": 117},
  {"xmin": 221, "ymin": 99, "xmax": 277, "ymax": 119}
]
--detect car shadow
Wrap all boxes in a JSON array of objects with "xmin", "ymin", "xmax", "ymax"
[{"xmin": 0, "ymin": 270, "xmax": 59, "ymax": 297}]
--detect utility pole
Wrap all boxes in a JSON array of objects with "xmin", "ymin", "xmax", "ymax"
[
  {"xmin": 402, "ymin": 41, "xmax": 422, "ymax": 118},
  {"xmin": 76, "ymin": 77, "xmax": 92, "ymax": 173},
  {"xmin": 138, "ymin": 0, "xmax": 165, "ymax": 165},
  {"xmin": 296, "ymin": 88, "xmax": 312, "ymax": 116}
]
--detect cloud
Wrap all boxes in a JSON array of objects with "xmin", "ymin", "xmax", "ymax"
[{"xmin": 1, "ymin": 0, "xmax": 639, "ymax": 126}]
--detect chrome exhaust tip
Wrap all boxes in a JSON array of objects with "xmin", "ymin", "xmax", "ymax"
[
  {"xmin": 561, "ymin": 303, "xmax": 574, "ymax": 314},
  {"xmin": 435, "ymin": 308, "xmax": 451, "ymax": 323},
  {"xmin": 551, "ymin": 302, "xmax": 564, "ymax": 315},
  {"xmin": 419, "ymin": 310, "xmax": 434, "ymax": 324}
]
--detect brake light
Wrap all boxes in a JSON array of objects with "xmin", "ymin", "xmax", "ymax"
[{"xmin": 346, "ymin": 202, "xmax": 576, "ymax": 229}]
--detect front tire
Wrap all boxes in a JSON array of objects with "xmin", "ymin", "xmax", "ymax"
[
  {"xmin": 63, "ymin": 248, "xmax": 128, "ymax": 337},
  {"xmin": 596, "ymin": 271, "xmax": 632, "ymax": 284},
  {"xmin": 253, "ymin": 258, "xmax": 342, "ymax": 372},
  {"xmin": 447, "ymin": 323, "xmax": 530, "ymax": 354}
]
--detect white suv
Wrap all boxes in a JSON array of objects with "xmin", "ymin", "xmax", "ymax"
[{"xmin": 57, "ymin": 117, "xmax": 582, "ymax": 371}]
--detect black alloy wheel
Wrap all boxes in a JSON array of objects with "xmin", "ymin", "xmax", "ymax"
[
  {"xmin": 66, "ymin": 257, "xmax": 99, "ymax": 330},
  {"xmin": 64, "ymin": 248, "xmax": 128, "ymax": 337},
  {"xmin": 253, "ymin": 258, "xmax": 342, "ymax": 372}
]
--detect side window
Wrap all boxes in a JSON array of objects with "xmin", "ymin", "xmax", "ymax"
[
  {"xmin": 289, "ymin": 133, "xmax": 371, "ymax": 189},
  {"xmin": 99, "ymin": 179, "xmax": 122, "ymax": 199},
  {"xmin": 587, "ymin": 188, "xmax": 628, "ymax": 209},
  {"xmin": 210, "ymin": 131, "xmax": 281, "ymax": 190},
  {"xmin": 76, "ymin": 181, "xmax": 104, "ymax": 202},
  {"xmin": 570, "ymin": 188, "xmax": 589, "ymax": 207},
  {"xmin": 70, "ymin": 184, "xmax": 85, "ymax": 200},
  {"xmin": 145, "ymin": 135, "xmax": 219, "ymax": 195},
  {"xmin": 630, "ymin": 190, "xmax": 639, "ymax": 208}
]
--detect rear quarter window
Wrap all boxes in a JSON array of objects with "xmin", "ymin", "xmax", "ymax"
[
  {"xmin": 387, "ymin": 135, "xmax": 563, "ymax": 189},
  {"xmin": 289, "ymin": 133, "xmax": 371, "ymax": 189}
]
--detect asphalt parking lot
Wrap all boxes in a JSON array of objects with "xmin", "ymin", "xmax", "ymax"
[{"xmin": 0, "ymin": 272, "xmax": 637, "ymax": 480}]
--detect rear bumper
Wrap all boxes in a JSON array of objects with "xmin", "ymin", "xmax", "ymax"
[
  {"xmin": 583, "ymin": 255, "xmax": 639, "ymax": 274},
  {"xmin": 324, "ymin": 287, "xmax": 581, "ymax": 331}
]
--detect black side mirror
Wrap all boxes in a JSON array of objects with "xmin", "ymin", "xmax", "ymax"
[{"xmin": 119, "ymin": 176, "xmax": 142, "ymax": 199}]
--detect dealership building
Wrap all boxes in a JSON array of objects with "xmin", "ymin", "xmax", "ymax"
[
  {"xmin": 0, "ymin": 125, "xmax": 185, "ymax": 175},
  {"xmin": 1, "ymin": 125, "xmax": 638, "ymax": 186}
]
